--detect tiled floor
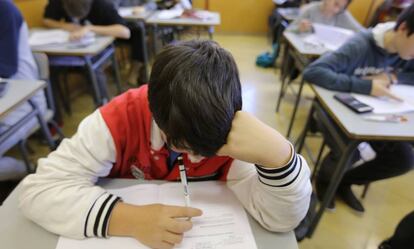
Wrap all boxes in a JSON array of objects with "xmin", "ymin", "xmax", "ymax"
[{"xmin": 2, "ymin": 33, "xmax": 413, "ymax": 249}]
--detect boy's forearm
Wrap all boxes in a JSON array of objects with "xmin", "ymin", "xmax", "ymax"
[
  {"xmin": 254, "ymin": 127, "xmax": 293, "ymax": 168},
  {"xmin": 108, "ymin": 202, "xmax": 135, "ymax": 237},
  {"xmin": 89, "ymin": 24, "xmax": 131, "ymax": 39},
  {"xmin": 43, "ymin": 18, "xmax": 79, "ymax": 31}
]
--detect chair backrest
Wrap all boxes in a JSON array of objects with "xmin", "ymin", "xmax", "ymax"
[
  {"xmin": 368, "ymin": 0, "xmax": 394, "ymax": 27},
  {"xmin": 32, "ymin": 52, "xmax": 56, "ymax": 115}
]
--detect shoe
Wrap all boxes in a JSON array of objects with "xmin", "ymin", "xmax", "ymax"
[
  {"xmin": 378, "ymin": 240, "xmax": 392, "ymax": 249},
  {"xmin": 338, "ymin": 184, "xmax": 365, "ymax": 213},
  {"xmin": 315, "ymin": 179, "xmax": 336, "ymax": 210}
]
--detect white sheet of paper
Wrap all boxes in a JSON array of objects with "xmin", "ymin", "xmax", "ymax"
[
  {"xmin": 29, "ymin": 30, "xmax": 70, "ymax": 46},
  {"xmin": 303, "ymin": 23, "xmax": 354, "ymax": 51},
  {"xmin": 56, "ymin": 182, "xmax": 258, "ymax": 249},
  {"xmin": 353, "ymin": 84, "xmax": 414, "ymax": 114},
  {"xmin": 118, "ymin": 7, "xmax": 135, "ymax": 17},
  {"xmin": 157, "ymin": 9, "xmax": 184, "ymax": 19}
]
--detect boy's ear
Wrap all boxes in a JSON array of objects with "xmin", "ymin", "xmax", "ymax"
[{"xmin": 397, "ymin": 21, "xmax": 410, "ymax": 36}]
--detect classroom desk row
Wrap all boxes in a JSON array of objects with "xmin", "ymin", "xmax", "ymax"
[{"xmin": 277, "ymin": 29, "xmax": 414, "ymax": 238}]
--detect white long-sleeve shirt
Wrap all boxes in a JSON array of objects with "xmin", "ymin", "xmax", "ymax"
[{"xmin": 19, "ymin": 110, "xmax": 312, "ymax": 239}]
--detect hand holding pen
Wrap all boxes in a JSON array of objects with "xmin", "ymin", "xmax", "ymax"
[{"xmin": 177, "ymin": 156, "xmax": 191, "ymax": 208}]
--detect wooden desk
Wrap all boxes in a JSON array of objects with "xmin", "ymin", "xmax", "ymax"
[
  {"xmin": 296, "ymin": 85, "xmax": 414, "ymax": 238},
  {"xmin": 0, "ymin": 179, "xmax": 299, "ymax": 249}
]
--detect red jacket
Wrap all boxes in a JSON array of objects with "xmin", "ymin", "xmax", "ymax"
[{"xmin": 100, "ymin": 85, "xmax": 233, "ymax": 181}]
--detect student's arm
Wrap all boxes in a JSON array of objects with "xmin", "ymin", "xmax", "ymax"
[
  {"xmin": 70, "ymin": 24, "xmax": 130, "ymax": 40},
  {"xmin": 287, "ymin": 4, "xmax": 313, "ymax": 33},
  {"xmin": 19, "ymin": 110, "xmax": 201, "ymax": 247},
  {"xmin": 43, "ymin": 18, "xmax": 80, "ymax": 32},
  {"xmin": 303, "ymin": 35, "xmax": 373, "ymax": 94},
  {"xmin": 19, "ymin": 111, "xmax": 119, "ymax": 239},
  {"xmin": 218, "ymin": 111, "xmax": 312, "ymax": 231}
]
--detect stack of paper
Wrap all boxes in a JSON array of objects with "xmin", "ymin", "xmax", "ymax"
[{"xmin": 56, "ymin": 182, "xmax": 258, "ymax": 249}]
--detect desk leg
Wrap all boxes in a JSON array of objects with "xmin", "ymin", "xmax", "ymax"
[
  {"xmin": 28, "ymin": 99, "xmax": 56, "ymax": 150},
  {"xmin": 295, "ymin": 101, "xmax": 314, "ymax": 153},
  {"xmin": 276, "ymin": 51, "xmax": 293, "ymax": 112},
  {"xmin": 84, "ymin": 57, "xmax": 104, "ymax": 106},
  {"xmin": 152, "ymin": 24, "xmax": 158, "ymax": 56},
  {"xmin": 208, "ymin": 26, "xmax": 214, "ymax": 40},
  {"xmin": 110, "ymin": 45, "xmax": 123, "ymax": 94},
  {"xmin": 141, "ymin": 24, "xmax": 149, "ymax": 83},
  {"xmin": 306, "ymin": 140, "xmax": 359, "ymax": 238},
  {"xmin": 286, "ymin": 77, "xmax": 305, "ymax": 138}
]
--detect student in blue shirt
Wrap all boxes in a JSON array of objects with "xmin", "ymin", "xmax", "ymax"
[
  {"xmin": 303, "ymin": 4, "xmax": 414, "ymax": 212},
  {"xmin": 0, "ymin": 0, "xmax": 47, "ymax": 180}
]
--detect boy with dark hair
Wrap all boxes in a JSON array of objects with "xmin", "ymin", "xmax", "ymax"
[
  {"xmin": 303, "ymin": 4, "xmax": 414, "ymax": 212},
  {"xmin": 43, "ymin": 0, "xmax": 147, "ymax": 84},
  {"xmin": 19, "ymin": 40, "xmax": 312, "ymax": 248}
]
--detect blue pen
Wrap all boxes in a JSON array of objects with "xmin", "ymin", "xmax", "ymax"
[{"xmin": 177, "ymin": 156, "xmax": 191, "ymax": 207}]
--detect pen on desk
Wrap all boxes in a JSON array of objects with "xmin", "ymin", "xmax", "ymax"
[{"xmin": 177, "ymin": 156, "xmax": 191, "ymax": 207}]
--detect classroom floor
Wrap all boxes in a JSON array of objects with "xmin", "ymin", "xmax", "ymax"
[{"xmin": 2, "ymin": 33, "xmax": 414, "ymax": 249}]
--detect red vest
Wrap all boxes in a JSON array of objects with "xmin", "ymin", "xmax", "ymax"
[{"xmin": 99, "ymin": 85, "xmax": 233, "ymax": 181}]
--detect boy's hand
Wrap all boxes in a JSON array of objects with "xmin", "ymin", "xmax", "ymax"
[
  {"xmin": 217, "ymin": 111, "xmax": 292, "ymax": 168},
  {"xmin": 108, "ymin": 202, "xmax": 202, "ymax": 249},
  {"xmin": 365, "ymin": 74, "xmax": 402, "ymax": 101},
  {"xmin": 298, "ymin": 19, "xmax": 313, "ymax": 33},
  {"xmin": 69, "ymin": 26, "xmax": 91, "ymax": 41}
]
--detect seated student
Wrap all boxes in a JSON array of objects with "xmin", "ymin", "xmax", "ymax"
[
  {"xmin": 19, "ymin": 40, "xmax": 312, "ymax": 248},
  {"xmin": 0, "ymin": 0, "xmax": 47, "ymax": 180},
  {"xmin": 43, "ymin": 0, "xmax": 147, "ymax": 85},
  {"xmin": 288, "ymin": 0, "xmax": 363, "ymax": 33},
  {"xmin": 303, "ymin": 4, "xmax": 414, "ymax": 212}
]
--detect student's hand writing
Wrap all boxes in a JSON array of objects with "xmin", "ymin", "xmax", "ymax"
[
  {"xmin": 217, "ymin": 111, "xmax": 292, "ymax": 168},
  {"xmin": 370, "ymin": 79, "xmax": 402, "ymax": 101},
  {"xmin": 108, "ymin": 202, "xmax": 202, "ymax": 249},
  {"xmin": 364, "ymin": 74, "xmax": 402, "ymax": 101},
  {"xmin": 298, "ymin": 19, "xmax": 313, "ymax": 33},
  {"xmin": 69, "ymin": 26, "xmax": 91, "ymax": 41}
]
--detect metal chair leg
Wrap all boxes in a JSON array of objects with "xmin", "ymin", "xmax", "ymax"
[
  {"xmin": 361, "ymin": 184, "xmax": 370, "ymax": 199},
  {"xmin": 311, "ymin": 139, "xmax": 326, "ymax": 182},
  {"xmin": 18, "ymin": 140, "xmax": 33, "ymax": 173},
  {"xmin": 287, "ymin": 77, "xmax": 305, "ymax": 138}
]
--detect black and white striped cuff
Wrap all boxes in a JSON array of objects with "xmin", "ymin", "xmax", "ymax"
[
  {"xmin": 84, "ymin": 193, "xmax": 121, "ymax": 238},
  {"xmin": 255, "ymin": 143, "xmax": 303, "ymax": 187}
]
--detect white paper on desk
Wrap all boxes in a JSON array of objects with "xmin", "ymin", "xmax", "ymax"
[
  {"xmin": 353, "ymin": 85, "xmax": 414, "ymax": 114},
  {"xmin": 55, "ymin": 182, "xmax": 258, "ymax": 249},
  {"xmin": 157, "ymin": 9, "xmax": 184, "ymax": 19},
  {"xmin": 29, "ymin": 30, "xmax": 69, "ymax": 46},
  {"xmin": 29, "ymin": 30, "xmax": 96, "ymax": 48},
  {"xmin": 303, "ymin": 23, "xmax": 354, "ymax": 51},
  {"xmin": 118, "ymin": 7, "xmax": 135, "ymax": 17}
]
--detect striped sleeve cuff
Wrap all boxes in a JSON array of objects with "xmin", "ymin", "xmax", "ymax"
[
  {"xmin": 84, "ymin": 193, "xmax": 121, "ymax": 238},
  {"xmin": 255, "ymin": 143, "xmax": 303, "ymax": 187}
]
